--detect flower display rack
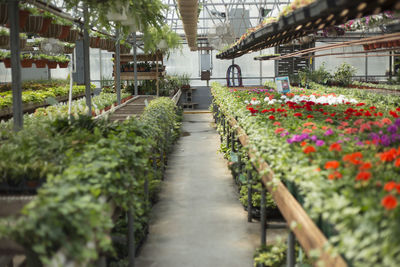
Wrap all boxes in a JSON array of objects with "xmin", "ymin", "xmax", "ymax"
[
  {"xmin": 211, "ymin": 98, "xmax": 348, "ymax": 267},
  {"xmin": 216, "ymin": 0, "xmax": 400, "ymax": 60}
]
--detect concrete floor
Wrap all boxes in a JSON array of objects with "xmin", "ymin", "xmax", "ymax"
[{"xmin": 136, "ymin": 113, "xmax": 260, "ymax": 267}]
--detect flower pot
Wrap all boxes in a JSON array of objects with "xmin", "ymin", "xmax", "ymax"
[
  {"xmin": 58, "ymin": 25, "xmax": 71, "ymax": 39},
  {"xmin": 90, "ymin": 36, "xmax": 100, "ymax": 48},
  {"xmin": 21, "ymin": 59, "xmax": 33, "ymax": 68},
  {"xmin": 0, "ymin": 3, "xmax": 8, "ymax": 25},
  {"xmin": 58, "ymin": 61, "xmax": 69, "ymax": 68},
  {"xmin": 368, "ymin": 43, "xmax": 374, "ymax": 50},
  {"xmin": 120, "ymin": 45, "xmax": 130, "ymax": 54},
  {"xmin": 61, "ymin": 28, "xmax": 79, "ymax": 43},
  {"xmin": 0, "ymin": 35, "xmax": 9, "ymax": 48},
  {"xmin": 107, "ymin": 39, "xmax": 116, "ymax": 52},
  {"xmin": 362, "ymin": 44, "xmax": 369, "ymax": 51},
  {"xmin": 39, "ymin": 17, "xmax": 52, "ymax": 34},
  {"xmin": 34, "ymin": 59, "xmax": 46, "ymax": 68},
  {"xmin": 374, "ymin": 42, "xmax": 381, "ymax": 49},
  {"xmin": 396, "ymin": 40, "xmax": 400, "ymax": 47},
  {"xmin": 41, "ymin": 23, "xmax": 62, "ymax": 38},
  {"xmin": 46, "ymin": 61, "xmax": 58, "ymax": 69},
  {"xmin": 3, "ymin": 58, "xmax": 11, "ymax": 68},
  {"xmin": 382, "ymin": 41, "xmax": 389, "ymax": 48},
  {"xmin": 23, "ymin": 15, "xmax": 44, "ymax": 34},
  {"xmin": 63, "ymin": 46, "xmax": 74, "ymax": 54}
]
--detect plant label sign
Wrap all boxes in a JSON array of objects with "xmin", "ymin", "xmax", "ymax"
[{"xmin": 275, "ymin": 76, "xmax": 291, "ymax": 94}]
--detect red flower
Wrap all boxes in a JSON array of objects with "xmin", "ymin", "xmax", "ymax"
[
  {"xmin": 379, "ymin": 148, "xmax": 397, "ymax": 162},
  {"xmin": 395, "ymin": 158, "xmax": 400, "ymax": 167},
  {"xmin": 390, "ymin": 110, "xmax": 399, "ymax": 118},
  {"xmin": 325, "ymin": 161, "xmax": 340, "ymax": 169},
  {"xmin": 343, "ymin": 152, "xmax": 363, "ymax": 165},
  {"xmin": 329, "ymin": 143, "xmax": 342, "ymax": 152},
  {"xmin": 381, "ymin": 195, "xmax": 397, "ymax": 210},
  {"xmin": 356, "ymin": 171, "xmax": 372, "ymax": 181},
  {"xmin": 303, "ymin": 145, "xmax": 316, "ymax": 154},
  {"xmin": 300, "ymin": 141, "xmax": 307, "ymax": 147},
  {"xmin": 275, "ymin": 128, "xmax": 285, "ymax": 134},
  {"xmin": 269, "ymin": 115, "xmax": 275, "ymax": 120},
  {"xmin": 307, "ymin": 115, "xmax": 314, "ymax": 119},
  {"xmin": 294, "ymin": 113, "xmax": 302, "ymax": 117},
  {"xmin": 359, "ymin": 162, "xmax": 372, "ymax": 170},
  {"xmin": 384, "ymin": 181, "xmax": 397, "ymax": 192},
  {"xmin": 328, "ymin": 171, "xmax": 342, "ymax": 180}
]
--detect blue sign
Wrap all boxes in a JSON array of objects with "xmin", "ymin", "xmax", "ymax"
[{"xmin": 275, "ymin": 76, "xmax": 291, "ymax": 93}]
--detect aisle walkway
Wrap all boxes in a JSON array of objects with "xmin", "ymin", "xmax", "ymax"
[{"xmin": 136, "ymin": 113, "xmax": 259, "ymax": 267}]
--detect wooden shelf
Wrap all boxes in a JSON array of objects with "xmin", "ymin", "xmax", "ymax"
[
  {"xmin": 119, "ymin": 53, "xmax": 163, "ymax": 63},
  {"xmin": 120, "ymin": 71, "xmax": 165, "ymax": 81},
  {"xmin": 217, "ymin": 0, "xmax": 400, "ymax": 60}
]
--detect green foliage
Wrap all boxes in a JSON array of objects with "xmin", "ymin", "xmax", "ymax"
[
  {"xmin": 254, "ymin": 243, "xmax": 287, "ymax": 267},
  {"xmin": 1, "ymin": 98, "xmax": 180, "ymax": 265},
  {"xmin": 142, "ymin": 25, "xmax": 182, "ymax": 55},
  {"xmin": 333, "ymin": 62, "xmax": 357, "ymax": 86}
]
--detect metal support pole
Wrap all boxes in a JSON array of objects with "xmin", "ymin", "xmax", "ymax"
[
  {"xmin": 247, "ymin": 168, "xmax": 253, "ymax": 222},
  {"xmin": 389, "ymin": 51, "xmax": 393, "ymax": 80},
  {"xmin": 153, "ymin": 152, "xmax": 157, "ymax": 179},
  {"xmin": 99, "ymin": 48, "xmax": 103, "ymax": 91},
  {"xmin": 226, "ymin": 124, "xmax": 230, "ymax": 148},
  {"xmin": 259, "ymin": 50, "xmax": 262, "ymax": 85},
  {"xmin": 83, "ymin": 5, "xmax": 92, "ymax": 116},
  {"xmin": 133, "ymin": 32, "xmax": 138, "ymax": 96},
  {"xmin": 127, "ymin": 208, "xmax": 135, "ymax": 267},
  {"xmin": 116, "ymin": 28, "xmax": 121, "ymax": 105},
  {"xmin": 365, "ymin": 53, "xmax": 368, "ymax": 82},
  {"xmin": 231, "ymin": 130, "xmax": 235, "ymax": 152},
  {"xmin": 287, "ymin": 231, "xmax": 295, "ymax": 267},
  {"xmin": 8, "ymin": 0, "xmax": 23, "ymax": 131},
  {"xmin": 260, "ymin": 185, "xmax": 267, "ymax": 246}
]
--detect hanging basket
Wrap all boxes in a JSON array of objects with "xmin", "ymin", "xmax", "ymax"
[
  {"xmin": 58, "ymin": 61, "xmax": 69, "ymax": 68},
  {"xmin": 120, "ymin": 45, "xmax": 130, "ymax": 54},
  {"xmin": 58, "ymin": 25, "xmax": 71, "ymax": 40},
  {"xmin": 90, "ymin": 36, "xmax": 100, "ymax": 48},
  {"xmin": 0, "ymin": 35, "xmax": 9, "ymax": 48},
  {"xmin": 41, "ymin": 23, "xmax": 62, "ymax": 39},
  {"xmin": 105, "ymin": 39, "xmax": 115, "ymax": 52},
  {"xmin": 39, "ymin": 17, "xmax": 52, "ymax": 34},
  {"xmin": 106, "ymin": 2, "xmax": 128, "ymax": 21},
  {"xmin": 61, "ymin": 28, "xmax": 80, "ymax": 43},
  {"xmin": 34, "ymin": 59, "xmax": 46, "ymax": 68},
  {"xmin": 3, "ymin": 58, "xmax": 11, "ymax": 68},
  {"xmin": 6, "ymin": 9, "xmax": 30, "ymax": 29},
  {"xmin": 98, "ymin": 38, "xmax": 107, "ymax": 50},
  {"xmin": 0, "ymin": 3, "xmax": 8, "ymax": 25},
  {"xmin": 63, "ymin": 46, "xmax": 74, "ymax": 54},
  {"xmin": 46, "ymin": 60, "xmax": 58, "ymax": 69},
  {"xmin": 23, "ymin": 15, "xmax": 44, "ymax": 34},
  {"xmin": 21, "ymin": 59, "xmax": 33, "ymax": 68}
]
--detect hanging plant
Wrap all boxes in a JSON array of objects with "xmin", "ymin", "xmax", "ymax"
[
  {"xmin": 142, "ymin": 25, "xmax": 181, "ymax": 56},
  {"xmin": 0, "ymin": 3, "xmax": 8, "ymax": 25},
  {"xmin": 22, "ymin": 15, "xmax": 44, "ymax": 34},
  {"xmin": 60, "ymin": 27, "xmax": 80, "ymax": 43},
  {"xmin": 21, "ymin": 53, "xmax": 33, "ymax": 68}
]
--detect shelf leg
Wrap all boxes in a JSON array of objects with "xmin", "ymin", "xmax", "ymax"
[{"xmin": 261, "ymin": 185, "xmax": 267, "ymax": 246}]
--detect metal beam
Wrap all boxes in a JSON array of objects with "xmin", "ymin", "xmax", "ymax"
[
  {"xmin": 9, "ymin": 0, "xmax": 23, "ymax": 131},
  {"xmin": 166, "ymin": 1, "xmax": 290, "ymax": 6},
  {"xmin": 83, "ymin": 5, "xmax": 92, "ymax": 116}
]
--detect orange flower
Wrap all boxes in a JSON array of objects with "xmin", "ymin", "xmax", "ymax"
[
  {"xmin": 303, "ymin": 122, "xmax": 315, "ymax": 127},
  {"xmin": 356, "ymin": 171, "xmax": 372, "ymax": 181},
  {"xmin": 275, "ymin": 128, "xmax": 285, "ymax": 134},
  {"xmin": 379, "ymin": 148, "xmax": 397, "ymax": 162},
  {"xmin": 381, "ymin": 195, "xmax": 397, "ymax": 210},
  {"xmin": 273, "ymin": 121, "xmax": 281, "ymax": 126},
  {"xmin": 382, "ymin": 118, "xmax": 392, "ymax": 125},
  {"xmin": 302, "ymin": 128, "xmax": 312, "ymax": 134},
  {"xmin": 303, "ymin": 145, "xmax": 316, "ymax": 154},
  {"xmin": 359, "ymin": 162, "xmax": 372, "ymax": 170},
  {"xmin": 343, "ymin": 152, "xmax": 363, "ymax": 165},
  {"xmin": 384, "ymin": 181, "xmax": 397, "ymax": 192},
  {"xmin": 325, "ymin": 161, "xmax": 340, "ymax": 169},
  {"xmin": 314, "ymin": 167, "xmax": 321, "ymax": 172},
  {"xmin": 328, "ymin": 171, "xmax": 342, "ymax": 180},
  {"xmin": 329, "ymin": 143, "xmax": 342, "ymax": 152}
]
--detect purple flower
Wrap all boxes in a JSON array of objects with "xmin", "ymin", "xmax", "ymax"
[
  {"xmin": 381, "ymin": 134, "xmax": 391, "ymax": 147},
  {"xmin": 354, "ymin": 136, "xmax": 359, "ymax": 140},
  {"xmin": 324, "ymin": 129, "xmax": 334, "ymax": 136},
  {"xmin": 300, "ymin": 133, "xmax": 309, "ymax": 140},
  {"xmin": 310, "ymin": 135, "xmax": 318, "ymax": 142},
  {"xmin": 394, "ymin": 118, "xmax": 400, "ymax": 127},
  {"xmin": 281, "ymin": 132, "xmax": 290, "ymax": 137},
  {"xmin": 344, "ymin": 137, "xmax": 351, "ymax": 142},
  {"xmin": 316, "ymin": 140, "xmax": 325, "ymax": 146},
  {"xmin": 356, "ymin": 141, "xmax": 364, "ymax": 146},
  {"xmin": 370, "ymin": 133, "xmax": 380, "ymax": 140},
  {"xmin": 387, "ymin": 124, "xmax": 398, "ymax": 134},
  {"xmin": 286, "ymin": 138, "xmax": 293, "ymax": 144},
  {"xmin": 337, "ymin": 140, "xmax": 343, "ymax": 143},
  {"xmin": 392, "ymin": 133, "xmax": 400, "ymax": 141},
  {"xmin": 339, "ymin": 133, "xmax": 344, "ymax": 136}
]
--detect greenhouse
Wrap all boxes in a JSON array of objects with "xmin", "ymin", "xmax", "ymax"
[{"xmin": 0, "ymin": 0, "xmax": 400, "ymax": 266}]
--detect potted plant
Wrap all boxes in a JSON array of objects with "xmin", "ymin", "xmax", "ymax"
[
  {"xmin": 33, "ymin": 54, "xmax": 47, "ymax": 68},
  {"xmin": 61, "ymin": 26, "xmax": 80, "ymax": 43},
  {"xmin": 6, "ymin": 8, "xmax": 30, "ymax": 29},
  {"xmin": 55, "ymin": 55, "xmax": 70, "ymax": 68},
  {"xmin": 42, "ymin": 55, "xmax": 57, "ymax": 69},
  {"xmin": 21, "ymin": 53, "xmax": 33, "ymax": 68},
  {"xmin": 0, "ymin": 3, "xmax": 8, "ymax": 25},
  {"xmin": 63, "ymin": 42, "xmax": 75, "ymax": 54},
  {"xmin": 22, "ymin": 10, "xmax": 44, "ymax": 34},
  {"xmin": 0, "ymin": 28, "xmax": 9, "ymax": 48},
  {"xmin": 180, "ymin": 73, "xmax": 191, "ymax": 89},
  {"xmin": 0, "ymin": 51, "xmax": 11, "ymax": 68}
]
